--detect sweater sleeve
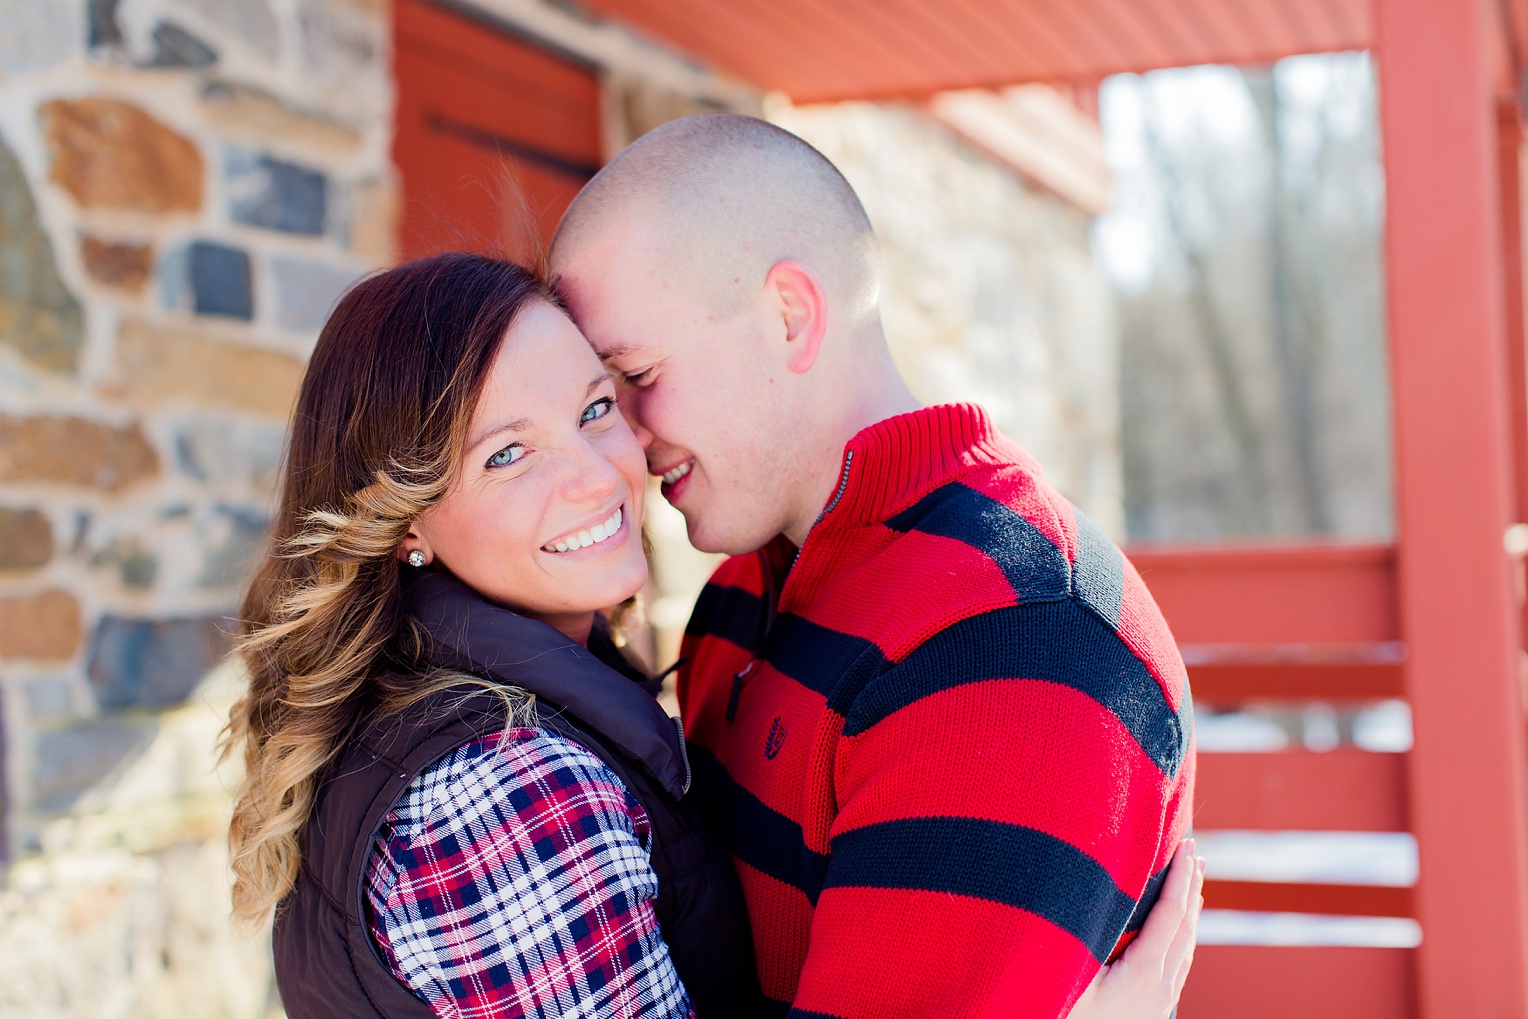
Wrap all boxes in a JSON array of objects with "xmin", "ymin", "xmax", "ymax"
[
  {"xmin": 786, "ymin": 598, "xmax": 1192, "ymax": 1019},
  {"xmin": 363, "ymin": 728, "xmax": 695, "ymax": 1019}
]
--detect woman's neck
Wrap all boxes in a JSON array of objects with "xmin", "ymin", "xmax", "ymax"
[{"xmin": 532, "ymin": 610, "xmax": 596, "ymax": 646}]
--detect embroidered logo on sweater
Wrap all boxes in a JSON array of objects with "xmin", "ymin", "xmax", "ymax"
[{"xmin": 764, "ymin": 716, "xmax": 788, "ymax": 759}]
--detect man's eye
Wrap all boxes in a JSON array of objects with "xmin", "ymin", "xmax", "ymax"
[
  {"xmin": 581, "ymin": 397, "xmax": 615, "ymax": 425},
  {"xmin": 486, "ymin": 444, "xmax": 524, "ymax": 469},
  {"xmin": 622, "ymin": 367, "xmax": 655, "ymax": 388}
]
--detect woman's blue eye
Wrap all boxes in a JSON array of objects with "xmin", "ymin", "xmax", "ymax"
[
  {"xmin": 581, "ymin": 397, "xmax": 615, "ymax": 425},
  {"xmin": 486, "ymin": 444, "xmax": 524, "ymax": 469}
]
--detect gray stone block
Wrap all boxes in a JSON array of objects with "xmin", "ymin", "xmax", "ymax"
[
  {"xmin": 87, "ymin": 0, "xmax": 123, "ymax": 49},
  {"xmin": 87, "ymin": 536, "xmax": 158, "ymax": 590},
  {"xmin": 86, "ymin": 615, "xmax": 231, "ymax": 712},
  {"xmin": 173, "ymin": 418, "xmax": 285, "ymax": 488},
  {"xmin": 21, "ymin": 676, "xmax": 76, "ymax": 726},
  {"xmin": 0, "ymin": 134, "xmax": 84, "ymax": 373},
  {"xmin": 146, "ymin": 21, "xmax": 218, "ymax": 68},
  {"xmin": 189, "ymin": 241, "xmax": 253, "ymax": 320},
  {"xmin": 0, "ymin": 0, "xmax": 82, "ymax": 76},
  {"xmin": 297, "ymin": 0, "xmax": 378, "ymax": 80},
  {"xmin": 226, "ymin": 149, "xmax": 327, "ymax": 236},
  {"xmin": 31, "ymin": 716, "xmax": 157, "ymax": 812},
  {"xmin": 196, "ymin": 504, "xmax": 269, "ymax": 591},
  {"xmin": 270, "ymin": 256, "xmax": 361, "ymax": 332},
  {"xmin": 181, "ymin": 0, "xmax": 280, "ymax": 61}
]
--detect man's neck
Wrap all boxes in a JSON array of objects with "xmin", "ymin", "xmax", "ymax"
[{"xmin": 782, "ymin": 367, "xmax": 921, "ymax": 548}]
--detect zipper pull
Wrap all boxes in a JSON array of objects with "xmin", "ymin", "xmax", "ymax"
[{"xmin": 726, "ymin": 660, "xmax": 755, "ymax": 722}]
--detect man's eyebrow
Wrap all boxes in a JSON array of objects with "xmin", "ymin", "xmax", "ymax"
[{"xmin": 595, "ymin": 342, "xmax": 642, "ymax": 362}]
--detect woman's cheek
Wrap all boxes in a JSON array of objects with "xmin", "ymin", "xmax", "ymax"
[{"xmin": 604, "ymin": 425, "xmax": 648, "ymax": 485}]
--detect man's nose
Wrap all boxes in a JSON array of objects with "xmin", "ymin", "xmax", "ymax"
[
  {"xmin": 621, "ymin": 393, "xmax": 655, "ymax": 451},
  {"xmin": 630, "ymin": 416, "xmax": 654, "ymax": 452}
]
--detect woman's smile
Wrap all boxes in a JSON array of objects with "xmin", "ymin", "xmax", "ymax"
[{"xmin": 541, "ymin": 503, "xmax": 628, "ymax": 554}]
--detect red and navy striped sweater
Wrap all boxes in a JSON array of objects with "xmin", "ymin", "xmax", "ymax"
[{"xmin": 678, "ymin": 403, "xmax": 1195, "ymax": 1019}]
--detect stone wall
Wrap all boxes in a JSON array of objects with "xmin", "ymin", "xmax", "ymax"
[{"xmin": 0, "ymin": 0, "xmax": 393, "ymax": 1012}]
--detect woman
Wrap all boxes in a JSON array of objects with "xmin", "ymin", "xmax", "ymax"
[{"xmin": 224, "ymin": 252, "xmax": 1202, "ymax": 1018}]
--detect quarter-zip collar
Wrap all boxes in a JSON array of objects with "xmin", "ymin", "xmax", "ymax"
[{"xmin": 821, "ymin": 403, "xmax": 1017, "ymax": 530}]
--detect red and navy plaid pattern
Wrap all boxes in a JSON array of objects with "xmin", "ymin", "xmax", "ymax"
[
  {"xmin": 364, "ymin": 727, "xmax": 695, "ymax": 1019},
  {"xmin": 679, "ymin": 403, "xmax": 1196, "ymax": 1019}
]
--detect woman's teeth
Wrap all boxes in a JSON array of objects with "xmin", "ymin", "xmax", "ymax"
[
  {"xmin": 544, "ymin": 506, "xmax": 623, "ymax": 553},
  {"xmin": 662, "ymin": 461, "xmax": 693, "ymax": 486}
]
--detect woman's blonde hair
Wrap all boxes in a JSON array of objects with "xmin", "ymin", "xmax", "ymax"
[{"xmin": 223, "ymin": 252, "xmax": 557, "ymax": 931}]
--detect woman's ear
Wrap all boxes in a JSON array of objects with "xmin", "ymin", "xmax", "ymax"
[
  {"xmin": 766, "ymin": 260, "xmax": 829, "ymax": 375},
  {"xmin": 397, "ymin": 524, "xmax": 432, "ymax": 566}
]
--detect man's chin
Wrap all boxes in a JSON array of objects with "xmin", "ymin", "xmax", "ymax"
[{"xmin": 684, "ymin": 514, "xmax": 774, "ymax": 558}]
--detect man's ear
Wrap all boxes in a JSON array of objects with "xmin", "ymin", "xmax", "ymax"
[{"xmin": 766, "ymin": 260, "xmax": 828, "ymax": 375}]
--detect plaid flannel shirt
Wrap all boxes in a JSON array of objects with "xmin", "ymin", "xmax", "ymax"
[{"xmin": 363, "ymin": 727, "xmax": 695, "ymax": 1019}]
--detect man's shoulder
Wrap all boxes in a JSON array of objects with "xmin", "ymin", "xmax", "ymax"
[{"xmin": 878, "ymin": 462, "xmax": 1080, "ymax": 608}]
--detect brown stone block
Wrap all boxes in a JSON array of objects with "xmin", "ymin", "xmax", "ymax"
[
  {"xmin": 341, "ymin": 176, "xmax": 396, "ymax": 262},
  {"xmin": 80, "ymin": 236, "xmax": 153, "ymax": 293},
  {"xmin": 0, "ymin": 415, "xmax": 159, "ymax": 492},
  {"xmin": 199, "ymin": 81, "xmax": 362, "ymax": 156},
  {"xmin": 0, "ymin": 507, "xmax": 53, "ymax": 571},
  {"xmin": 42, "ymin": 97, "xmax": 204, "ymax": 213},
  {"xmin": 115, "ymin": 319, "xmax": 305, "ymax": 418},
  {"xmin": 0, "ymin": 588, "xmax": 82, "ymax": 660}
]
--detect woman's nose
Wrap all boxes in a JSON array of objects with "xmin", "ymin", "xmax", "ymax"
[{"xmin": 561, "ymin": 438, "xmax": 622, "ymax": 503}]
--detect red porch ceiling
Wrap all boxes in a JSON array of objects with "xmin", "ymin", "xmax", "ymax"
[{"xmin": 579, "ymin": 0, "xmax": 1371, "ymax": 101}]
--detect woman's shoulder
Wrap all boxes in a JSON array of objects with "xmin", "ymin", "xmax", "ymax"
[{"xmin": 382, "ymin": 726, "xmax": 648, "ymax": 853}]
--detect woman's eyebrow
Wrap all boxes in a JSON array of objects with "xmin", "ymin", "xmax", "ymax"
[
  {"xmin": 467, "ymin": 417, "xmax": 529, "ymax": 452},
  {"xmin": 468, "ymin": 376, "xmax": 612, "ymax": 451}
]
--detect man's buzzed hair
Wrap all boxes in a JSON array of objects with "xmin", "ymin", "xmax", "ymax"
[{"xmin": 553, "ymin": 114, "xmax": 881, "ymax": 322}]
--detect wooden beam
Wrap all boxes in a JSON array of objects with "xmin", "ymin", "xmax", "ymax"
[
  {"xmin": 1179, "ymin": 945, "xmax": 1416, "ymax": 1019},
  {"xmin": 1126, "ymin": 544, "xmax": 1398, "ymax": 644},
  {"xmin": 1203, "ymin": 878, "xmax": 1414, "ymax": 918},
  {"xmin": 1195, "ymin": 750, "xmax": 1409, "ymax": 832},
  {"xmin": 1375, "ymin": 0, "xmax": 1528, "ymax": 1013},
  {"xmin": 1187, "ymin": 658, "xmax": 1404, "ymax": 704}
]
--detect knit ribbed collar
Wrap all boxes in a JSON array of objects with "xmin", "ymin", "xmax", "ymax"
[{"xmin": 820, "ymin": 403, "xmax": 1014, "ymax": 528}]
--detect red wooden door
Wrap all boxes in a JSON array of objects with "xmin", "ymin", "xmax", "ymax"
[{"xmin": 393, "ymin": 0, "xmax": 602, "ymax": 261}]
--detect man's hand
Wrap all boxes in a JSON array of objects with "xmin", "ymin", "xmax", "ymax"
[{"xmin": 1068, "ymin": 840, "xmax": 1205, "ymax": 1019}]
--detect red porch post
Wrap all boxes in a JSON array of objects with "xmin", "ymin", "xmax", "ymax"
[{"xmin": 1374, "ymin": 0, "xmax": 1528, "ymax": 1014}]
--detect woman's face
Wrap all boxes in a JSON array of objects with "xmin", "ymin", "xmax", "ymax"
[{"xmin": 409, "ymin": 301, "xmax": 649, "ymax": 634}]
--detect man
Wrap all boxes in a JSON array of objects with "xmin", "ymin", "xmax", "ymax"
[{"xmin": 550, "ymin": 114, "xmax": 1196, "ymax": 1018}]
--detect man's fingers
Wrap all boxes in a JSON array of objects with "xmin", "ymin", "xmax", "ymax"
[
  {"xmin": 1130, "ymin": 840, "xmax": 1196, "ymax": 963},
  {"xmin": 1168, "ymin": 857, "xmax": 1207, "ymax": 998}
]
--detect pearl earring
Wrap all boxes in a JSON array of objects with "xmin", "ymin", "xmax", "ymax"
[{"xmin": 407, "ymin": 550, "xmax": 426, "ymax": 568}]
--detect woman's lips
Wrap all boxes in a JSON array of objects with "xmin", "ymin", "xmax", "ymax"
[{"xmin": 541, "ymin": 505, "xmax": 625, "ymax": 553}]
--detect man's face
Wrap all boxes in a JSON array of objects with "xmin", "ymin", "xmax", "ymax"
[{"xmin": 553, "ymin": 227, "xmax": 801, "ymax": 556}]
